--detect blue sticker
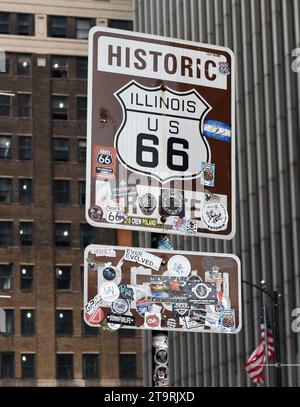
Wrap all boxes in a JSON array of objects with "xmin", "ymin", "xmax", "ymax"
[{"xmin": 203, "ymin": 119, "xmax": 231, "ymax": 142}]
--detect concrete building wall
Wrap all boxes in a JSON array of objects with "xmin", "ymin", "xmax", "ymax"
[{"xmin": 134, "ymin": 0, "xmax": 300, "ymax": 387}]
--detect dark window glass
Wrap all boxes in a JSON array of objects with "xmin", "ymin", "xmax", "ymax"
[
  {"xmin": 21, "ymin": 354, "xmax": 35, "ymax": 379},
  {"xmin": 17, "ymin": 14, "xmax": 33, "ymax": 36},
  {"xmin": 82, "ymin": 311, "xmax": 98, "ymax": 336},
  {"xmin": 0, "ymin": 95, "xmax": 11, "ymax": 116},
  {"xmin": 54, "ymin": 223, "xmax": 71, "ymax": 247},
  {"xmin": 56, "ymin": 354, "xmax": 73, "ymax": 379},
  {"xmin": 56, "ymin": 310, "xmax": 73, "ymax": 336},
  {"xmin": 17, "ymin": 55, "xmax": 31, "ymax": 75},
  {"xmin": 76, "ymin": 57, "xmax": 87, "ymax": 79},
  {"xmin": 19, "ymin": 179, "xmax": 32, "ymax": 204},
  {"xmin": 56, "ymin": 266, "xmax": 71, "ymax": 290},
  {"xmin": 0, "ymin": 178, "xmax": 12, "ymax": 203},
  {"xmin": 0, "ymin": 353, "xmax": 14, "ymax": 379},
  {"xmin": 80, "ymin": 224, "xmax": 96, "ymax": 248},
  {"xmin": 79, "ymin": 181, "xmax": 85, "ymax": 206},
  {"xmin": 119, "ymin": 354, "xmax": 136, "ymax": 379},
  {"xmin": 19, "ymin": 136, "xmax": 32, "ymax": 160},
  {"xmin": 80, "ymin": 266, "xmax": 84, "ymax": 293},
  {"xmin": 77, "ymin": 97, "xmax": 87, "ymax": 120},
  {"xmin": 78, "ymin": 139, "xmax": 86, "ymax": 163},
  {"xmin": 0, "ymin": 222, "xmax": 12, "ymax": 247},
  {"xmin": 108, "ymin": 19, "xmax": 133, "ymax": 31},
  {"xmin": 20, "ymin": 265, "xmax": 33, "ymax": 291},
  {"xmin": 52, "ymin": 56, "xmax": 68, "ymax": 78},
  {"xmin": 53, "ymin": 138, "xmax": 69, "ymax": 161},
  {"xmin": 49, "ymin": 16, "xmax": 67, "ymax": 38},
  {"xmin": 0, "ymin": 136, "xmax": 11, "ymax": 159},
  {"xmin": 18, "ymin": 94, "xmax": 31, "ymax": 118},
  {"xmin": 0, "ymin": 12, "xmax": 10, "ymax": 34},
  {"xmin": 76, "ymin": 18, "xmax": 95, "ymax": 39},
  {"xmin": 21, "ymin": 309, "xmax": 35, "ymax": 335},
  {"xmin": 52, "ymin": 96, "xmax": 68, "ymax": 120},
  {"xmin": 0, "ymin": 53, "xmax": 10, "ymax": 74},
  {"xmin": 19, "ymin": 222, "xmax": 33, "ymax": 246},
  {"xmin": 0, "ymin": 264, "xmax": 12, "ymax": 290},
  {"xmin": 54, "ymin": 180, "xmax": 70, "ymax": 204},
  {"xmin": 82, "ymin": 354, "xmax": 99, "ymax": 379},
  {"xmin": 3, "ymin": 310, "xmax": 14, "ymax": 336},
  {"xmin": 119, "ymin": 329, "xmax": 136, "ymax": 338}
]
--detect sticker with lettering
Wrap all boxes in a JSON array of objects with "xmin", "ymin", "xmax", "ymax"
[{"xmin": 93, "ymin": 145, "xmax": 116, "ymax": 179}]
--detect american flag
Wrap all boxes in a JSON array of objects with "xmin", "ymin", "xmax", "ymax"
[{"xmin": 245, "ymin": 307, "xmax": 276, "ymax": 385}]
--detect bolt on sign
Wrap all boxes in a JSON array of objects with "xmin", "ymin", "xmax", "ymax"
[
  {"xmin": 86, "ymin": 27, "xmax": 235, "ymax": 238},
  {"xmin": 84, "ymin": 245, "xmax": 242, "ymax": 334}
]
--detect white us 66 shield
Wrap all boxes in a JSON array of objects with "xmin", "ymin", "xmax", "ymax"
[{"xmin": 115, "ymin": 81, "xmax": 211, "ymax": 184}]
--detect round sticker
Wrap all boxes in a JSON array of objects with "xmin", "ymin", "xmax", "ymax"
[
  {"xmin": 192, "ymin": 283, "xmax": 212, "ymax": 299},
  {"xmin": 201, "ymin": 202, "xmax": 228, "ymax": 231},
  {"xmin": 153, "ymin": 366, "xmax": 169, "ymax": 386},
  {"xmin": 103, "ymin": 266, "xmax": 116, "ymax": 281},
  {"xmin": 139, "ymin": 193, "xmax": 157, "ymax": 215},
  {"xmin": 111, "ymin": 299, "xmax": 129, "ymax": 315},
  {"xmin": 88, "ymin": 206, "xmax": 103, "ymax": 221},
  {"xmin": 154, "ymin": 349, "xmax": 168, "ymax": 365},
  {"xmin": 167, "ymin": 255, "xmax": 191, "ymax": 277},
  {"xmin": 99, "ymin": 282, "xmax": 120, "ymax": 303}
]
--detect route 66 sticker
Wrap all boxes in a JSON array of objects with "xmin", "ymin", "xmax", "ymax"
[{"xmin": 106, "ymin": 210, "xmax": 127, "ymax": 224}]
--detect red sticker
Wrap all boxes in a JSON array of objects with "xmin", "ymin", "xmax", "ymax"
[
  {"xmin": 86, "ymin": 308, "xmax": 105, "ymax": 325},
  {"xmin": 93, "ymin": 145, "xmax": 116, "ymax": 179}
]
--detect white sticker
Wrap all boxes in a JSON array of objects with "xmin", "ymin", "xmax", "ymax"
[
  {"xmin": 167, "ymin": 255, "xmax": 191, "ymax": 277},
  {"xmin": 99, "ymin": 282, "xmax": 120, "ymax": 303},
  {"xmin": 85, "ymin": 294, "xmax": 103, "ymax": 315},
  {"xmin": 201, "ymin": 202, "xmax": 228, "ymax": 231},
  {"xmin": 124, "ymin": 248, "xmax": 162, "ymax": 271},
  {"xmin": 90, "ymin": 247, "xmax": 116, "ymax": 257}
]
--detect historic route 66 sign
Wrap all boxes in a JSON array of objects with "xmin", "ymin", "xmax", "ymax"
[
  {"xmin": 115, "ymin": 81, "xmax": 211, "ymax": 183},
  {"xmin": 86, "ymin": 27, "xmax": 235, "ymax": 238}
]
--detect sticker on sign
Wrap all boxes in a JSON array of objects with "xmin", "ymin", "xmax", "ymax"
[{"xmin": 86, "ymin": 27, "xmax": 235, "ymax": 239}]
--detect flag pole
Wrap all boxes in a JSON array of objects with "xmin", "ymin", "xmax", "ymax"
[{"xmin": 261, "ymin": 282, "xmax": 270, "ymax": 387}]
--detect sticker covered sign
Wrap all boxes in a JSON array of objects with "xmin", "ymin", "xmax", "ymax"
[
  {"xmin": 86, "ymin": 27, "xmax": 235, "ymax": 238},
  {"xmin": 84, "ymin": 245, "xmax": 242, "ymax": 334}
]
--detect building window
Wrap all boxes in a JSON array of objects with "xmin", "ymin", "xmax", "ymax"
[
  {"xmin": 54, "ymin": 223, "xmax": 71, "ymax": 247},
  {"xmin": 0, "ymin": 353, "xmax": 14, "ymax": 379},
  {"xmin": 0, "ymin": 178, "xmax": 12, "ymax": 203},
  {"xmin": 54, "ymin": 180, "xmax": 70, "ymax": 204},
  {"xmin": 82, "ymin": 354, "xmax": 99, "ymax": 379},
  {"xmin": 0, "ymin": 53, "xmax": 10, "ymax": 74},
  {"xmin": 17, "ymin": 55, "xmax": 31, "ymax": 75},
  {"xmin": 77, "ymin": 97, "xmax": 87, "ymax": 120},
  {"xmin": 19, "ymin": 136, "xmax": 32, "ymax": 160},
  {"xmin": 48, "ymin": 16, "xmax": 67, "ymax": 38},
  {"xmin": 119, "ymin": 329, "xmax": 136, "ymax": 338},
  {"xmin": 21, "ymin": 354, "xmax": 35, "ymax": 379},
  {"xmin": 80, "ymin": 266, "xmax": 84, "ymax": 293},
  {"xmin": 76, "ymin": 18, "xmax": 95, "ymax": 39},
  {"xmin": 80, "ymin": 224, "xmax": 96, "ymax": 248},
  {"xmin": 56, "ymin": 354, "xmax": 73, "ymax": 379},
  {"xmin": 78, "ymin": 139, "xmax": 86, "ymax": 163},
  {"xmin": 19, "ymin": 179, "xmax": 32, "ymax": 204},
  {"xmin": 18, "ymin": 94, "xmax": 31, "ymax": 118},
  {"xmin": 108, "ymin": 19, "xmax": 133, "ymax": 31},
  {"xmin": 76, "ymin": 57, "xmax": 87, "ymax": 79},
  {"xmin": 79, "ymin": 181, "xmax": 85, "ymax": 206},
  {"xmin": 56, "ymin": 310, "xmax": 73, "ymax": 336},
  {"xmin": 0, "ymin": 136, "xmax": 11, "ymax": 159},
  {"xmin": 0, "ymin": 264, "xmax": 12, "ymax": 290},
  {"xmin": 2, "ymin": 310, "xmax": 14, "ymax": 336},
  {"xmin": 52, "ymin": 96, "xmax": 68, "ymax": 120},
  {"xmin": 0, "ymin": 95, "xmax": 11, "ymax": 117},
  {"xmin": 19, "ymin": 222, "xmax": 33, "ymax": 246},
  {"xmin": 53, "ymin": 138, "xmax": 69, "ymax": 161},
  {"xmin": 0, "ymin": 222, "xmax": 12, "ymax": 247},
  {"xmin": 56, "ymin": 266, "xmax": 71, "ymax": 290},
  {"xmin": 52, "ymin": 56, "xmax": 68, "ymax": 78},
  {"xmin": 0, "ymin": 12, "xmax": 10, "ymax": 34},
  {"xmin": 20, "ymin": 265, "xmax": 33, "ymax": 291},
  {"xmin": 21, "ymin": 309, "xmax": 35, "ymax": 336},
  {"xmin": 17, "ymin": 13, "xmax": 33, "ymax": 35},
  {"xmin": 119, "ymin": 354, "xmax": 137, "ymax": 380},
  {"xmin": 82, "ymin": 311, "xmax": 98, "ymax": 336}
]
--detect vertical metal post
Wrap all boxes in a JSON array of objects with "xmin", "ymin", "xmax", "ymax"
[
  {"xmin": 262, "ymin": 290, "xmax": 270, "ymax": 387},
  {"xmin": 273, "ymin": 291, "xmax": 282, "ymax": 387}
]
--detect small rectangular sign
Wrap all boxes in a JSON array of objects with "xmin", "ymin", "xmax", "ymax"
[{"xmin": 84, "ymin": 244, "xmax": 242, "ymax": 334}]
